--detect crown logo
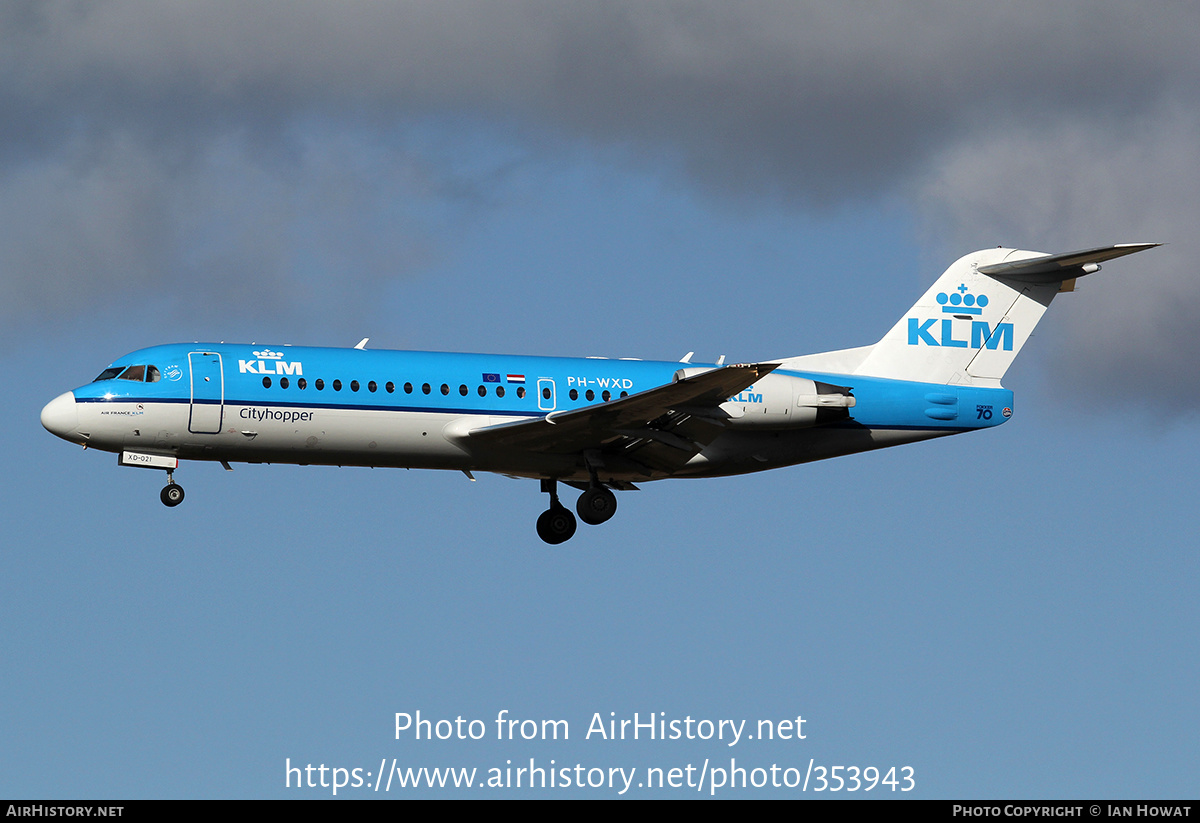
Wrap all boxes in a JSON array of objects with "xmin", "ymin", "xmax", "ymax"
[
  {"xmin": 936, "ymin": 284, "xmax": 989, "ymax": 315},
  {"xmin": 252, "ymin": 349, "xmax": 285, "ymax": 359}
]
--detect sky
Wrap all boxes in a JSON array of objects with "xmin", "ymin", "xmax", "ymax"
[{"xmin": 3, "ymin": 1, "xmax": 1198, "ymax": 798}]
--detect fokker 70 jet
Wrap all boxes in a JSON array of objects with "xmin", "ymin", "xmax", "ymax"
[{"xmin": 42, "ymin": 244, "xmax": 1156, "ymax": 543}]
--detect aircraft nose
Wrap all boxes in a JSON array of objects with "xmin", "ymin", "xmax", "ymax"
[{"xmin": 41, "ymin": 391, "xmax": 79, "ymax": 440}]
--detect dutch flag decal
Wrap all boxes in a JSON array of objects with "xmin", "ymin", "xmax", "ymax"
[{"xmin": 506, "ymin": 374, "xmax": 525, "ymax": 384}]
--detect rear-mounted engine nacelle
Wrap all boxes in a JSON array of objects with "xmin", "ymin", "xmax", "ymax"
[{"xmin": 720, "ymin": 374, "xmax": 855, "ymax": 428}]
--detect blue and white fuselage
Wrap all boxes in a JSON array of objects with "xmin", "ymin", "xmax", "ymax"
[
  {"xmin": 43, "ymin": 343, "xmax": 1010, "ymax": 475},
  {"xmin": 41, "ymin": 244, "xmax": 1157, "ymax": 543}
]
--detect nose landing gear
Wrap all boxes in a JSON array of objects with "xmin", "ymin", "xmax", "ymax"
[{"xmin": 160, "ymin": 470, "xmax": 185, "ymax": 507}]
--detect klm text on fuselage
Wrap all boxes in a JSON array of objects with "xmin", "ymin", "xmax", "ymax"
[{"xmin": 238, "ymin": 358, "xmax": 304, "ymax": 375}]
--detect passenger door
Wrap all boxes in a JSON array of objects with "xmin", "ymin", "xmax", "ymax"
[{"xmin": 188, "ymin": 352, "xmax": 224, "ymax": 434}]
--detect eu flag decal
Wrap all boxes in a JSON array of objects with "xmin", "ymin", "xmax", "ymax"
[{"xmin": 482, "ymin": 373, "xmax": 501, "ymax": 383}]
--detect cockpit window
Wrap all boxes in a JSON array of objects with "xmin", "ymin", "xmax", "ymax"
[{"xmin": 93, "ymin": 363, "xmax": 162, "ymax": 382}]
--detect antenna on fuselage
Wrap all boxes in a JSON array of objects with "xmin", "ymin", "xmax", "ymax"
[{"xmin": 354, "ymin": 338, "xmax": 369, "ymax": 350}]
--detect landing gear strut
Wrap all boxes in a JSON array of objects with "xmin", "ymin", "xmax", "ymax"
[
  {"xmin": 160, "ymin": 470, "xmax": 185, "ymax": 508},
  {"xmin": 536, "ymin": 480, "xmax": 576, "ymax": 544}
]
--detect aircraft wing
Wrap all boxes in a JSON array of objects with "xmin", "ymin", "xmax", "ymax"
[{"xmin": 467, "ymin": 362, "xmax": 778, "ymax": 476}]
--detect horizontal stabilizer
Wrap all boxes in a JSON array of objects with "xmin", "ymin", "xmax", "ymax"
[{"xmin": 977, "ymin": 243, "xmax": 1160, "ymax": 283}]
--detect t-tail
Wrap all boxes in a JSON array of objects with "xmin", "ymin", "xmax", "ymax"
[{"xmin": 782, "ymin": 244, "xmax": 1159, "ymax": 386}]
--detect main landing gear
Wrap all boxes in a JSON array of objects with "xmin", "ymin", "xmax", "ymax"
[
  {"xmin": 576, "ymin": 485, "xmax": 617, "ymax": 525},
  {"xmin": 160, "ymin": 470, "xmax": 185, "ymax": 508},
  {"xmin": 536, "ymin": 480, "xmax": 618, "ymax": 544}
]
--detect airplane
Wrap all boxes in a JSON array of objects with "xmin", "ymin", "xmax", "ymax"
[{"xmin": 41, "ymin": 243, "xmax": 1157, "ymax": 544}]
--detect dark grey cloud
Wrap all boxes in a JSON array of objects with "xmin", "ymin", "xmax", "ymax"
[
  {"xmin": 2, "ymin": 1, "xmax": 1198, "ymax": 403},
  {"xmin": 5, "ymin": 2, "xmax": 1196, "ymax": 194}
]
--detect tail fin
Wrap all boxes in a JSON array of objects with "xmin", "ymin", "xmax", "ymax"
[{"xmin": 848, "ymin": 243, "xmax": 1159, "ymax": 385}]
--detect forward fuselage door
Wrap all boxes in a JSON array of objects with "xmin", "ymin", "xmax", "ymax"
[{"xmin": 188, "ymin": 351, "xmax": 224, "ymax": 434}]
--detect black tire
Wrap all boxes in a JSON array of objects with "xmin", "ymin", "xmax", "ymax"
[
  {"xmin": 576, "ymin": 486, "xmax": 617, "ymax": 525},
  {"xmin": 160, "ymin": 483, "xmax": 185, "ymax": 507},
  {"xmin": 536, "ymin": 504, "xmax": 577, "ymax": 544}
]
